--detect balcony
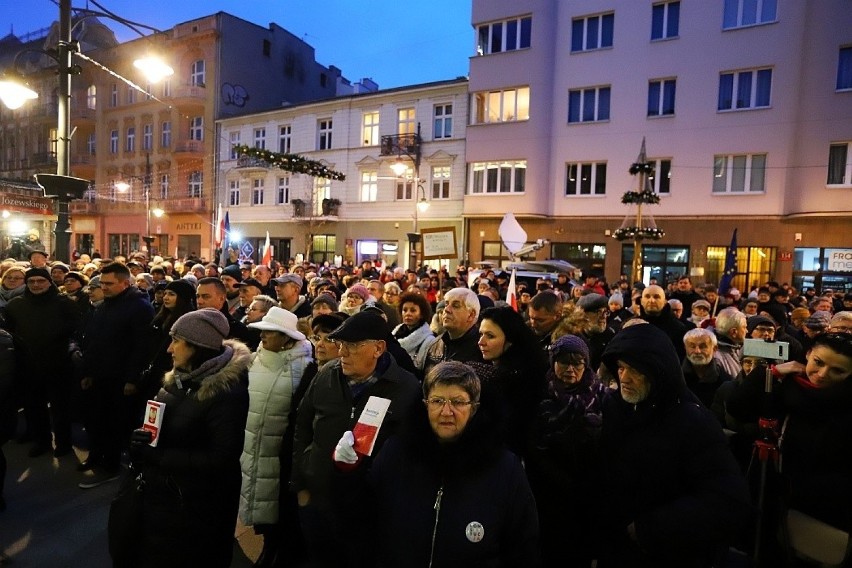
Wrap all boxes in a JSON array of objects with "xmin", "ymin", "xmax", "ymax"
[
  {"xmin": 170, "ymin": 85, "xmax": 207, "ymax": 108},
  {"xmin": 173, "ymin": 139, "xmax": 204, "ymax": 160},
  {"xmin": 69, "ymin": 200, "xmax": 142, "ymax": 215},
  {"xmin": 163, "ymin": 197, "xmax": 208, "ymax": 212},
  {"xmin": 71, "ymin": 104, "xmax": 96, "ymax": 123},
  {"xmin": 235, "ymin": 154, "xmax": 269, "ymax": 173}
]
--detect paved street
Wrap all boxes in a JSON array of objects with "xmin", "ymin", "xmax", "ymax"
[{"xmin": 0, "ymin": 419, "xmax": 260, "ymax": 567}]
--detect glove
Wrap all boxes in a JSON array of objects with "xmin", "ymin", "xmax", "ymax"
[
  {"xmin": 129, "ymin": 429, "xmax": 158, "ymax": 466},
  {"xmin": 333, "ymin": 431, "xmax": 358, "ymax": 465}
]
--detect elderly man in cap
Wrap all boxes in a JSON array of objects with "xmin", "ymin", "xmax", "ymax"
[
  {"xmin": 274, "ymin": 273, "xmax": 311, "ymax": 318},
  {"xmin": 292, "ymin": 310, "xmax": 420, "ymax": 566},
  {"xmin": 4, "ymin": 267, "xmax": 81, "ymax": 458},
  {"xmin": 28, "ymin": 249, "xmax": 49, "ymax": 268},
  {"xmin": 573, "ymin": 293, "xmax": 617, "ymax": 371},
  {"xmin": 235, "ymin": 277, "xmax": 264, "ymax": 322}
]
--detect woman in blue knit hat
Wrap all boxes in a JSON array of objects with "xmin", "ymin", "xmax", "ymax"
[{"xmin": 527, "ymin": 333, "xmax": 608, "ymax": 567}]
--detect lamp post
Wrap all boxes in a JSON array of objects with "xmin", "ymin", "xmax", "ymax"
[
  {"xmin": 115, "ymin": 153, "xmax": 163, "ymax": 256},
  {"xmin": 381, "ymin": 123, "xmax": 430, "ymax": 270},
  {"xmin": 0, "ymin": 1, "xmax": 172, "ymax": 262}
]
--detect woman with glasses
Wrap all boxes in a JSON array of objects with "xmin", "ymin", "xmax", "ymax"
[
  {"xmin": 333, "ymin": 361, "xmax": 539, "ymax": 566},
  {"xmin": 0, "ymin": 266, "xmax": 26, "ymax": 324},
  {"xmin": 392, "ymin": 292, "xmax": 436, "ymax": 372},
  {"xmin": 727, "ymin": 332, "xmax": 852, "ymax": 558},
  {"xmin": 476, "ymin": 306, "xmax": 548, "ymax": 458},
  {"xmin": 527, "ymin": 334, "xmax": 607, "ymax": 567}
]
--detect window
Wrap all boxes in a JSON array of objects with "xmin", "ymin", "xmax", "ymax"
[
  {"xmin": 622, "ymin": 245, "xmax": 690, "ymax": 287},
  {"xmin": 161, "ymin": 121, "xmax": 171, "ymax": 147},
  {"xmin": 190, "ymin": 60, "xmax": 205, "ymax": 86},
  {"xmin": 571, "ymin": 13, "xmax": 614, "ymax": 52},
  {"xmin": 249, "ymin": 127, "xmax": 264, "ymax": 150},
  {"xmin": 838, "ymin": 47, "xmax": 852, "ymax": 91},
  {"xmin": 651, "ymin": 2, "xmax": 679, "ymax": 40},
  {"xmin": 648, "ymin": 79, "xmax": 676, "ymax": 116},
  {"xmin": 434, "ymin": 104, "xmax": 453, "ymax": 139},
  {"xmin": 86, "ymin": 133, "xmax": 96, "ymax": 155},
  {"xmin": 472, "ymin": 87, "xmax": 530, "ymax": 124},
  {"xmin": 566, "ymin": 162, "xmax": 607, "ymax": 195},
  {"xmin": 398, "ymin": 108, "xmax": 416, "ymax": 135},
  {"xmin": 125, "ymin": 127, "xmax": 135, "ymax": 152},
  {"xmin": 568, "ymin": 86, "xmax": 611, "ymax": 123},
  {"xmin": 86, "ymin": 85, "xmax": 97, "ymax": 109},
  {"xmin": 718, "ymin": 68, "xmax": 772, "ymax": 110},
  {"xmin": 143, "ymin": 124, "xmax": 153, "ymax": 151},
  {"xmin": 827, "ymin": 143, "xmax": 852, "ymax": 185},
  {"xmin": 468, "ymin": 160, "xmax": 527, "ymax": 194},
  {"xmin": 262, "ymin": 39, "xmax": 271, "ymax": 57},
  {"xmin": 252, "ymin": 178, "xmax": 264, "ymax": 205},
  {"xmin": 144, "ymin": 83, "xmax": 152, "ymax": 100},
  {"xmin": 188, "ymin": 171, "xmax": 203, "ymax": 198},
  {"xmin": 190, "ymin": 117, "xmax": 203, "ymax": 141},
  {"xmin": 706, "ymin": 245, "xmax": 775, "ymax": 291},
  {"xmin": 313, "ymin": 178, "xmax": 330, "ymax": 215},
  {"xmin": 159, "ymin": 174, "xmax": 169, "ymax": 199},
  {"xmin": 229, "ymin": 180, "xmax": 240, "ymax": 206},
  {"xmin": 317, "ymin": 119, "xmax": 332, "ymax": 150},
  {"xmin": 276, "ymin": 177, "xmax": 289, "ymax": 204},
  {"xmin": 647, "ymin": 158, "xmax": 672, "ymax": 195},
  {"xmin": 110, "ymin": 129, "xmax": 118, "ymax": 154},
  {"xmin": 311, "ymin": 234, "xmax": 336, "ymax": 265},
  {"xmin": 712, "ymin": 153, "xmax": 766, "ymax": 193},
  {"xmin": 551, "ymin": 243, "xmax": 607, "ymax": 275},
  {"xmin": 126, "ymin": 87, "xmax": 136, "ymax": 105},
  {"xmin": 476, "ymin": 15, "xmax": 532, "ymax": 55},
  {"xmin": 723, "ymin": 0, "xmax": 777, "ymax": 29},
  {"xmin": 279, "ymin": 125, "xmax": 292, "ymax": 153},
  {"xmin": 395, "ymin": 167, "xmax": 414, "ymax": 200},
  {"xmin": 360, "ymin": 171, "xmax": 378, "ymax": 202},
  {"xmin": 362, "ymin": 112, "xmax": 379, "ymax": 146},
  {"xmin": 162, "ymin": 79, "xmax": 171, "ymax": 98},
  {"xmin": 229, "ymin": 131, "xmax": 240, "ymax": 159},
  {"xmin": 431, "ymin": 166, "xmax": 450, "ymax": 199},
  {"xmin": 110, "ymin": 84, "xmax": 118, "ymax": 107}
]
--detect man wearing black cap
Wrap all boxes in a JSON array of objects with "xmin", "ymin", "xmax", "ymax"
[
  {"xmin": 4, "ymin": 267, "xmax": 81, "ymax": 458},
  {"xmin": 235, "ymin": 278, "xmax": 264, "ymax": 322},
  {"xmin": 292, "ymin": 310, "xmax": 419, "ymax": 566},
  {"xmin": 220, "ymin": 264, "xmax": 243, "ymax": 315},
  {"xmin": 574, "ymin": 293, "xmax": 616, "ymax": 371},
  {"xmin": 28, "ymin": 249, "xmax": 49, "ymax": 269}
]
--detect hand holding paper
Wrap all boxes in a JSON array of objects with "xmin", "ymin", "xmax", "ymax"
[{"xmin": 334, "ymin": 431, "xmax": 358, "ymax": 464}]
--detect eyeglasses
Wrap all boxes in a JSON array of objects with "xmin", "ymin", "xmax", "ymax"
[
  {"xmin": 333, "ymin": 339, "xmax": 378, "ymax": 352},
  {"xmin": 555, "ymin": 360, "xmax": 585, "ymax": 370},
  {"xmin": 309, "ymin": 334, "xmax": 335, "ymax": 345},
  {"xmin": 424, "ymin": 397, "xmax": 475, "ymax": 411}
]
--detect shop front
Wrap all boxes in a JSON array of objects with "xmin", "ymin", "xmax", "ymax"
[{"xmin": 792, "ymin": 247, "xmax": 852, "ymax": 294}]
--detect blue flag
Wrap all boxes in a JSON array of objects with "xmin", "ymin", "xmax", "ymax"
[
  {"xmin": 718, "ymin": 229, "xmax": 737, "ymax": 295},
  {"xmin": 219, "ymin": 211, "xmax": 230, "ymax": 266}
]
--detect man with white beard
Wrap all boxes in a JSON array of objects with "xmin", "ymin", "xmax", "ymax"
[{"xmin": 681, "ymin": 328, "xmax": 734, "ymax": 417}]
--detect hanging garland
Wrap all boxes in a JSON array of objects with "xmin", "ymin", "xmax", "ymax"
[
  {"xmin": 629, "ymin": 161, "xmax": 655, "ymax": 175},
  {"xmin": 612, "ymin": 226, "xmax": 666, "ymax": 241},
  {"xmin": 233, "ymin": 145, "xmax": 346, "ymax": 180},
  {"xmin": 621, "ymin": 189, "xmax": 661, "ymax": 205}
]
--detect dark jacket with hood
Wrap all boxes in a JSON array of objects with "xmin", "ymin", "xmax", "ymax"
[
  {"xmin": 357, "ymin": 402, "xmax": 540, "ymax": 567},
  {"xmin": 423, "ymin": 325, "xmax": 484, "ymax": 376},
  {"xmin": 134, "ymin": 339, "xmax": 251, "ymax": 568},
  {"xmin": 596, "ymin": 325, "xmax": 751, "ymax": 568}
]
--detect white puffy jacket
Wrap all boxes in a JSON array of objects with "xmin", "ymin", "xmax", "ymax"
[{"xmin": 239, "ymin": 339, "xmax": 313, "ymax": 525}]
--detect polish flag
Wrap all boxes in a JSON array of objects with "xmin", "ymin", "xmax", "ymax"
[
  {"xmin": 506, "ymin": 268, "xmax": 518, "ymax": 311},
  {"xmin": 214, "ymin": 203, "xmax": 224, "ymax": 248},
  {"xmin": 261, "ymin": 231, "xmax": 272, "ymax": 268}
]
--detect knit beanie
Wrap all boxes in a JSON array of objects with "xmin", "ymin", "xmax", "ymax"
[
  {"xmin": 170, "ymin": 308, "xmax": 229, "ymax": 350},
  {"xmin": 136, "ymin": 273, "xmax": 154, "ymax": 288},
  {"xmin": 805, "ymin": 311, "xmax": 831, "ymax": 331},
  {"xmin": 25, "ymin": 267, "xmax": 52, "ymax": 282},
  {"xmin": 549, "ymin": 334, "xmax": 591, "ymax": 366},
  {"xmin": 221, "ymin": 264, "xmax": 242, "ymax": 282},
  {"xmin": 608, "ymin": 293, "xmax": 624, "ymax": 308},
  {"xmin": 347, "ymin": 284, "xmax": 370, "ymax": 301},
  {"xmin": 165, "ymin": 279, "xmax": 197, "ymax": 305}
]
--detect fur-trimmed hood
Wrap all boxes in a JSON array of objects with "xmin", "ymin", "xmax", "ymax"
[{"xmin": 163, "ymin": 339, "xmax": 251, "ymax": 401}]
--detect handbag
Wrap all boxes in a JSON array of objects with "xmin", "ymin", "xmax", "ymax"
[{"xmin": 108, "ymin": 468, "xmax": 145, "ymax": 564}]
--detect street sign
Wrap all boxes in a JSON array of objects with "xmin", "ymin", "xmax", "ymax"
[{"xmin": 239, "ymin": 241, "xmax": 254, "ymax": 262}]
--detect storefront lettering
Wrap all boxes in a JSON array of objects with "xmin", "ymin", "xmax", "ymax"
[
  {"xmin": 175, "ymin": 223, "xmax": 202, "ymax": 231},
  {"xmin": 826, "ymin": 249, "xmax": 852, "ymax": 272}
]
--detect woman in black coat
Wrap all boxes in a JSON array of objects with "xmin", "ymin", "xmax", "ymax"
[
  {"xmin": 333, "ymin": 361, "xmax": 540, "ymax": 567},
  {"xmin": 0, "ymin": 329, "xmax": 15, "ymax": 511},
  {"xmin": 121, "ymin": 309, "xmax": 250, "ymax": 568}
]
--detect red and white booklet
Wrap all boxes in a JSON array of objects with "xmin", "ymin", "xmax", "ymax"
[
  {"xmin": 141, "ymin": 400, "xmax": 166, "ymax": 447},
  {"xmin": 352, "ymin": 396, "xmax": 391, "ymax": 456}
]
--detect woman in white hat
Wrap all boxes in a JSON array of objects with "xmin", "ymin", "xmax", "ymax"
[{"xmin": 240, "ymin": 306, "xmax": 314, "ymax": 567}]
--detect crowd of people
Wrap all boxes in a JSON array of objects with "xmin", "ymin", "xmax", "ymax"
[{"xmin": 0, "ymin": 250, "xmax": 850, "ymax": 567}]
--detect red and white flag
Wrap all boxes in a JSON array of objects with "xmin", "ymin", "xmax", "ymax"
[
  {"xmin": 214, "ymin": 203, "xmax": 224, "ymax": 248},
  {"xmin": 261, "ymin": 231, "xmax": 272, "ymax": 268},
  {"xmin": 506, "ymin": 268, "xmax": 518, "ymax": 311}
]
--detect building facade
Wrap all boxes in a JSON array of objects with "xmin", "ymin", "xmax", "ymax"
[
  {"xmin": 465, "ymin": 0, "xmax": 852, "ymax": 291},
  {"xmin": 218, "ymin": 79, "xmax": 468, "ymax": 269}
]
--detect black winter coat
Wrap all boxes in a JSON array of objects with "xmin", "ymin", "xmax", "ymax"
[
  {"xmin": 596, "ymin": 325, "xmax": 751, "ymax": 567},
  {"xmin": 135, "ymin": 340, "xmax": 250, "ymax": 568},
  {"xmin": 361, "ymin": 404, "xmax": 540, "ymax": 567},
  {"xmin": 639, "ymin": 303, "xmax": 688, "ymax": 361},
  {"xmin": 0, "ymin": 330, "xmax": 15, "ymax": 445}
]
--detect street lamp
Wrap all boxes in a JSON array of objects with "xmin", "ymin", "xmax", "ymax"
[
  {"xmin": 0, "ymin": 0, "xmax": 172, "ymax": 262},
  {"xmin": 381, "ymin": 123, "xmax": 431, "ymax": 269},
  {"xmin": 114, "ymin": 154, "xmax": 164, "ymax": 255}
]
